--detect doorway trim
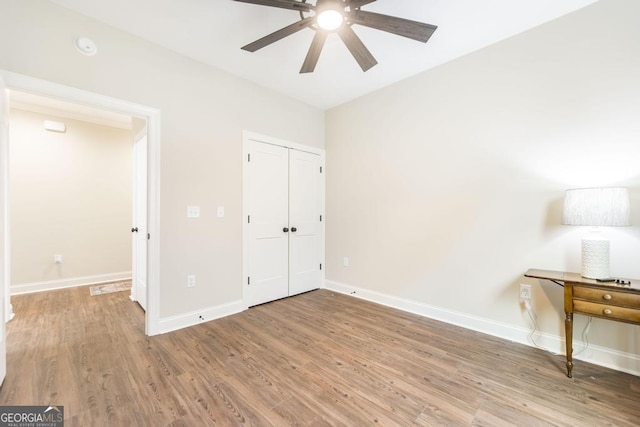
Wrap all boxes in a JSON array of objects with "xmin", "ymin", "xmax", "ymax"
[{"xmin": 0, "ymin": 70, "xmax": 161, "ymax": 336}]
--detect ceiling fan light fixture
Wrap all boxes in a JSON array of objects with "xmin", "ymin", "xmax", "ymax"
[
  {"xmin": 233, "ymin": 0, "xmax": 437, "ymax": 73},
  {"xmin": 316, "ymin": 9, "xmax": 344, "ymax": 31}
]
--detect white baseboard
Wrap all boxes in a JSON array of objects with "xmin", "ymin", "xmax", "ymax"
[
  {"xmin": 158, "ymin": 299, "xmax": 244, "ymax": 335},
  {"xmin": 11, "ymin": 272, "xmax": 132, "ymax": 295},
  {"xmin": 324, "ymin": 280, "xmax": 640, "ymax": 377}
]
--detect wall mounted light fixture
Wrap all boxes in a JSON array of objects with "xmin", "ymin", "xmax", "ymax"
[{"xmin": 43, "ymin": 120, "xmax": 66, "ymax": 133}]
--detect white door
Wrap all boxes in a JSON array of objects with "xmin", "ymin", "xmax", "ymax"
[
  {"xmin": 246, "ymin": 141, "xmax": 289, "ymax": 306},
  {"xmin": 132, "ymin": 134, "xmax": 147, "ymax": 310},
  {"xmin": 288, "ymin": 149, "xmax": 322, "ymax": 296},
  {"xmin": 0, "ymin": 78, "xmax": 8, "ymax": 384}
]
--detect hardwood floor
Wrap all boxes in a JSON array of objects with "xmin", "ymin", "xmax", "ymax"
[{"xmin": 0, "ymin": 287, "xmax": 638, "ymax": 426}]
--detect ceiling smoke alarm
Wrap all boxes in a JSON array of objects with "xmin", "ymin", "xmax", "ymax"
[{"xmin": 75, "ymin": 37, "xmax": 98, "ymax": 56}]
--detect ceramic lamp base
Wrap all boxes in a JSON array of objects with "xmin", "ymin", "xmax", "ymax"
[{"xmin": 581, "ymin": 238, "xmax": 610, "ymax": 279}]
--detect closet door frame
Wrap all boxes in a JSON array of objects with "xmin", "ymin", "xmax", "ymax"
[{"xmin": 242, "ymin": 130, "xmax": 325, "ymax": 309}]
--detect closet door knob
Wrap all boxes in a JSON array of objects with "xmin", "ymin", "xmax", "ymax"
[
  {"xmin": 131, "ymin": 227, "xmax": 139, "ymax": 233},
  {"xmin": 283, "ymin": 227, "xmax": 289, "ymax": 233},
  {"xmin": 291, "ymin": 227, "xmax": 297, "ymax": 232}
]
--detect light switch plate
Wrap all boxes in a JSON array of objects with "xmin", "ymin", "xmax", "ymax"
[{"xmin": 217, "ymin": 206, "xmax": 224, "ymax": 218}]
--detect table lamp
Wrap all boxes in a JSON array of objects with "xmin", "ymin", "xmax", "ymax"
[{"xmin": 562, "ymin": 187, "xmax": 631, "ymax": 279}]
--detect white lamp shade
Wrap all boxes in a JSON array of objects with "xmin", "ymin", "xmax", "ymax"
[{"xmin": 562, "ymin": 187, "xmax": 630, "ymax": 227}]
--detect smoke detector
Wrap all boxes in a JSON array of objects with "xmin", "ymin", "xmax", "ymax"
[{"xmin": 75, "ymin": 37, "xmax": 97, "ymax": 56}]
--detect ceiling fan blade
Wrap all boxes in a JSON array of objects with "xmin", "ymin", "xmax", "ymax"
[
  {"xmin": 242, "ymin": 17, "xmax": 314, "ymax": 52},
  {"xmin": 350, "ymin": 10, "xmax": 437, "ymax": 43},
  {"xmin": 337, "ymin": 25, "xmax": 377, "ymax": 72},
  {"xmin": 349, "ymin": 0, "xmax": 377, "ymax": 9},
  {"xmin": 232, "ymin": 0, "xmax": 312, "ymax": 12},
  {"xmin": 300, "ymin": 31, "xmax": 328, "ymax": 73}
]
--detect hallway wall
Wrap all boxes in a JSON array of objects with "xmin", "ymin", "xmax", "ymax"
[{"xmin": 10, "ymin": 108, "xmax": 133, "ymax": 293}]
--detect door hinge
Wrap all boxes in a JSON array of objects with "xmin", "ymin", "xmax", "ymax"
[
  {"xmin": 248, "ymin": 276, "xmax": 251, "ymax": 285},
  {"xmin": 320, "ymin": 166, "xmax": 323, "ymax": 173},
  {"xmin": 248, "ymin": 153, "xmax": 251, "ymax": 162},
  {"xmin": 248, "ymin": 215, "xmax": 250, "ymax": 224},
  {"xmin": 320, "ymin": 263, "xmax": 322, "ymax": 270},
  {"xmin": 147, "ymin": 233, "xmax": 150, "ymax": 240},
  {"xmin": 320, "ymin": 215, "xmax": 322, "ymax": 222}
]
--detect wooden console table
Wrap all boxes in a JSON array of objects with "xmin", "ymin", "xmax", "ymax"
[{"xmin": 524, "ymin": 269, "xmax": 640, "ymax": 378}]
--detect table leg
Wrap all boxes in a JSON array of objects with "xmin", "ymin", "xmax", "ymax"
[{"xmin": 565, "ymin": 311, "xmax": 573, "ymax": 378}]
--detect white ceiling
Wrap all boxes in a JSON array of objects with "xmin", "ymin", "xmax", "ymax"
[{"xmin": 49, "ymin": 0, "xmax": 597, "ymax": 110}]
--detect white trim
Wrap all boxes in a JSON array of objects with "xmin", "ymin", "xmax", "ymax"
[
  {"xmin": 243, "ymin": 130, "xmax": 325, "ymax": 156},
  {"xmin": 146, "ymin": 105, "xmax": 161, "ymax": 336},
  {"xmin": 10, "ymin": 100, "xmax": 132, "ymax": 130},
  {"xmin": 324, "ymin": 279, "xmax": 640, "ymax": 377},
  {"xmin": 158, "ymin": 300, "xmax": 244, "ymax": 335},
  {"xmin": 11, "ymin": 272, "xmax": 132, "ymax": 295},
  {"xmin": 1, "ymin": 81, "xmax": 11, "ymax": 324},
  {"xmin": 242, "ymin": 130, "xmax": 326, "ymax": 309},
  {"xmin": 0, "ymin": 74, "xmax": 7, "ymax": 384},
  {"xmin": 0, "ymin": 70, "xmax": 161, "ymax": 336}
]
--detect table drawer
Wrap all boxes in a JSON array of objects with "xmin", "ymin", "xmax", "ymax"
[
  {"xmin": 573, "ymin": 300, "xmax": 640, "ymax": 322},
  {"xmin": 573, "ymin": 286, "xmax": 640, "ymax": 308}
]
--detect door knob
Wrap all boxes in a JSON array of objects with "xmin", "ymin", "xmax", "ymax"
[
  {"xmin": 291, "ymin": 227, "xmax": 297, "ymax": 232},
  {"xmin": 283, "ymin": 227, "xmax": 289, "ymax": 232},
  {"xmin": 131, "ymin": 227, "xmax": 139, "ymax": 233}
]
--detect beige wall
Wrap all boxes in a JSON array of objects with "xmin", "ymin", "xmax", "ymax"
[
  {"xmin": 3, "ymin": 0, "xmax": 638, "ymax": 371},
  {"xmin": 0, "ymin": 0, "xmax": 324, "ymax": 318},
  {"xmin": 326, "ymin": 0, "xmax": 640, "ymax": 360},
  {"xmin": 9, "ymin": 109, "xmax": 132, "ymax": 287}
]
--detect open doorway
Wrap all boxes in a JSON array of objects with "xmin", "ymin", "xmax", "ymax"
[
  {"xmin": 8, "ymin": 91, "xmax": 144, "ymax": 308},
  {"xmin": 0, "ymin": 70, "xmax": 161, "ymax": 337}
]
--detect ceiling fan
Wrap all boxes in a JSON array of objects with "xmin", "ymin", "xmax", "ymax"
[{"xmin": 233, "ymin": 0, "xmax": 437, "ymax": 73}]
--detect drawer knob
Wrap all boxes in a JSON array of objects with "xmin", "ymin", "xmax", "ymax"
[
  {"xmin": 603, "ymin": 294, "xmax": 612, "ymax": 301},
  {"xmin": 603, "ymin": 308, "xmax": 613, "ymax": 315}
]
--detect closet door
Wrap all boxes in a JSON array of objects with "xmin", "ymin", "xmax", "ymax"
[
  {"xmin": 246, "ymin": 141, "xmax": 289, "ymax": 307},
  {"xmin": 288, "ymin": 148, "xmax": 322, "ymax": 296}
]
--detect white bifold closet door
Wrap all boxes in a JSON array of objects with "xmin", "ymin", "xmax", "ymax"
[{"xmin": 246, "ymin": 140, "xmax": 322, "ymax": 307}]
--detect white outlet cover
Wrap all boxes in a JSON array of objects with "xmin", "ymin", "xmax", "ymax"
[
  {"xmin": 187, "ymin": 206, "xmax": 200, "ymax": 218},
  {"xmin": 217, "ymin": 206, "xmax": 224, "ymax": 218},
  {"xmin": 187, "ymin": 274, "xmax": 196, "ymax": 287}
]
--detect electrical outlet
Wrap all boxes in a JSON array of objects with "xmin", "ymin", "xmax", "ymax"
[
  {"xmin": 54, "ymin": 254, "xmax": 63, "ymax": 264},
  {"xmin": 520, "ymin": 284, "xmax": 532, "ymax": 301},
  {"xmin": 343, "ymin": 257, "xmax": 349, "ymax": 267},
  {"xmin": 187, "ymin": 206, "xmax": 200, "ymax": 218},
  {"xmin": 187, "ymin": 274, "xmax": 196, "ymax": 288}
]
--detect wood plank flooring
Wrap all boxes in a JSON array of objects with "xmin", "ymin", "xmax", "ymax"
[{"xmin": 0, "ymin": 286, "xmax": 638, "ymax": 426}]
